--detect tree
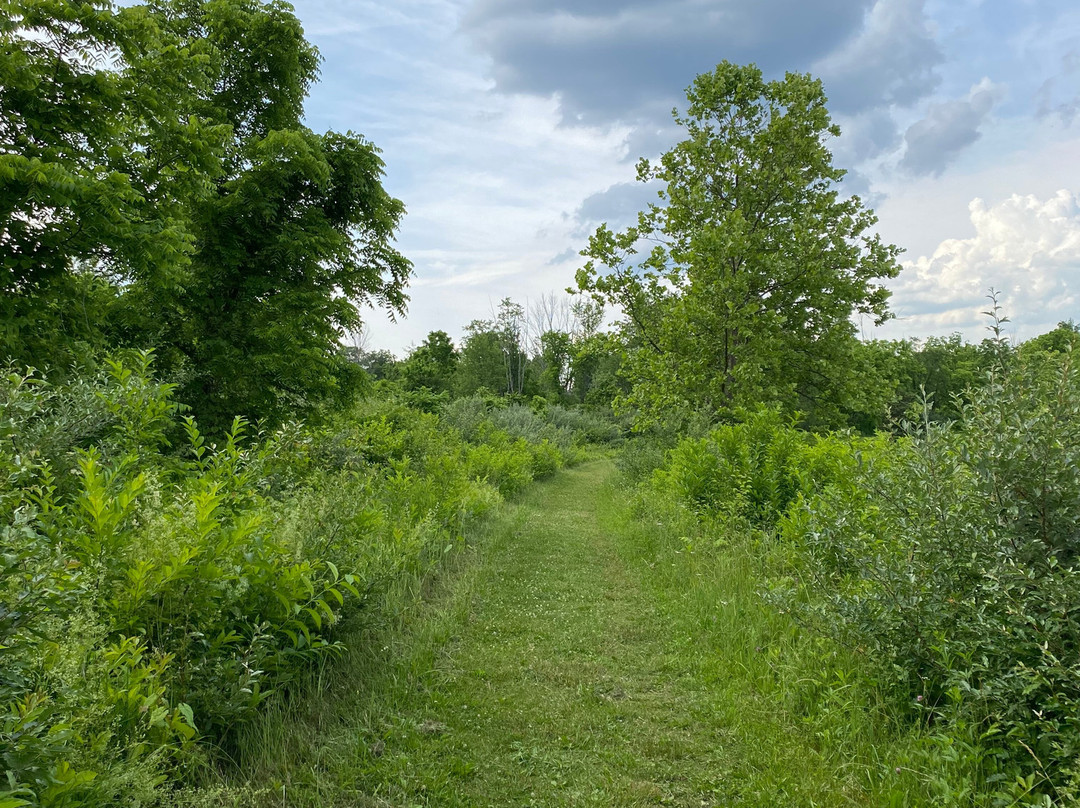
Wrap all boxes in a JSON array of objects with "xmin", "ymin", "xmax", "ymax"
[
  {"xmin": 536, "ymin": 330, "xmax": 573, "ymax": 396},
  {"xmin": 134, "ymin": 0, "xmax": 411, "ymax": 429},
  {"xmin": 0, "ymin": 0, "xmax": 228, "ymax": 366},
  {"xmin": 401, "ymin": 330, "xmax": 457, "ymax": 393},
  {"xmin": 353, "ymin": 348, "xmax": 398, "ymax": 381},
  {"xmin": 1, "ymin": 0, "xmax": 411, "ymax": 429},
  {"xmin": 455, "ymin": 321, "xmax": 507, "ymax": 397},
  {"xmin": 576, "ymin": 62, "xmax": 902, "ymax": 424}
]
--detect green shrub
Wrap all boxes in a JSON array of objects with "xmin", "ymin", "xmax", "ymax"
[
  {"xmin": 546, "ymin": 405, "xmax": 624, "ymax": 445},
  {"xmin": 464, "ymin": 433, "xmax": 535, "ymax": 498},
  {"xmin": 777, "ymin": 351, "xmax": 1080, "ymax": 802},
  {"xmin": 0, "ymin": 359, "xmax": 550, "ymax": 806},
  {"xmin": 442, "ymin": 394, "xmax": 618, "ymax": 456},
  {"xmin": 652, "ymin": 407, "xmax": 857, "ymax": 529},
  {"xmin": 526, "ymin": 439, "xmax": 564, "ymax": 479}
]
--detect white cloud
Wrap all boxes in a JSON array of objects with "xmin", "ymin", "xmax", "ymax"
[
  {"xmin": 285, "ymin": 0, "xmax": 1080, "ymax": 354},
  {"xmin": 875, "ymin": 190, "xmax": 1080, "ymax": 340}
]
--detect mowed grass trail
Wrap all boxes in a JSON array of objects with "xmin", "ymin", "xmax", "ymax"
[{"xmin": 213, "ymin": 460, "xmax": 876, "ymax": 807}]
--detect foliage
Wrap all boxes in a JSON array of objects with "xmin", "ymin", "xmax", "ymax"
[
  {"xmin": 770, "ymin": 348, "xmax": 1080, "ymax": 802},
  {"xmin": 0, "ymin": 0, "xmax": 229, "ymax": 366},
  {"xmin": 455, "ymin": 300, "xmax": 530, "ymax": 398},
  {"xmin": 576, "ymin": 62, "xmax": 901, "ymax": 425},
  {"xmin": 653, "ymin": 408, "xmax": 861, "ymax": 530},
  {"xmin": 148, "ymin": 0, "xmax": 412, "ymax": 429},
  {"xmin": 1, "ymin": 0, "xmax": 410, "ymax": 431},
  {"xmin": 400, "ymin": 331, "xmax": 457, "ymax": 394},
  {"xmin": 0, "ymin": 355, "xmax": 569, "ymax": 806}
]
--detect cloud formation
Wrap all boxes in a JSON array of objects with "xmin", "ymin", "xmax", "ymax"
[
  {"xmin": 567, "ymin": 179, "xmax": 661, "ymax": 237},
  {"xmin": 813, "ymin": 0, "xmax": 941, "ymax": 113},
  {"xmin": 286, "ymin": 0, "xmax": 1080, "ymax": 353},
  {"xmin": 462, "ymin": 0, "xmax": 876, "ymax": 125},
  {"xmin": 1035, "ymin": 46, "xmax": 1080, "ymax": 126},
  {"xmin": 885, "ymin": 190, "xmax": 1080, "ymax": 338},
  {"xmin": 900, "ymin": 79, "xmax": 1005, "ymax": 177}
]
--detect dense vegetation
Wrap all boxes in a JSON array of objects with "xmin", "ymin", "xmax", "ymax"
[
  {"xmin": 0, "ymin": 353, "xmax": 617, "ymax": 804},
  {"xmin": 626, "ymin": 321, "xmax": 1080, "ymax": 804},
  {"xmin": 4, "ymin": 2, "xmax": 1080, "ymax": 805}
]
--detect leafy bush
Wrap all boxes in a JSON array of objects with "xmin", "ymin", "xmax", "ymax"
[
  {"xmin": 776, "ymin": 351, "xmax": 1080, "ymax": 802},
  {"xmin": 0, "ymin": 357, "xmax": 558, "ymax": 806},
  {"xmin": 545, "ymin": 405, "xmax": 624, "ymax": 445},
  {"xmin": 652, "ymin": 407, "xmax": 858, "ymax": 529},
  {"xmin": 441, "ymin": 395, "xmax": 618, "ymax": 457}
]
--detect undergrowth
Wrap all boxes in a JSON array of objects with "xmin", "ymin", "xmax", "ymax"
[
  {"xmin": 638, "ymin": 345, "xmax": 1080, "ymax": 805},
  {"xmin": 0, "ymin": 352, "xmax": 595, "ymax": 806}
]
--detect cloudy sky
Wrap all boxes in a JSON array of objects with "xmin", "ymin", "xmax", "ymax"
[{"xmin": 292, "ymin": 0, "xmax": 1080, "ymax": 354}]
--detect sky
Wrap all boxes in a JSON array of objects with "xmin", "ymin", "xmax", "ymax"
[{"xmin": 291, "ymin": 0, "xmax": 1080, "ymax": 355}]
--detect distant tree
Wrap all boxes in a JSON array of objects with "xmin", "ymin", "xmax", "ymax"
[
  {"xmin": 401, "ymin": 330, "xmax": 457, "ymax": 393},
  {"xmin": 576, "ymin": 62, "xmax": 901, "ymax": 425},
  {"xmin": 572, "ymin": 333, "xmax": 627, "ymax": 407},
  {"xmin": 1019, "ymin": 321, "xmax": 1080, "ymax": 358},
  {"xmin": 536, "ymin": 330, "xmax": 573, "ymax": 396},
  {"xmin": 455, "ymin": 322, "xmax": 508, "ymax": 397},
  {"xmin": 352, "ymin": 348, "xmax": 399, "ymax": 381},
  {"xmin": 493, "ymin": 298, "xmax": 528, "ymax": 395}
]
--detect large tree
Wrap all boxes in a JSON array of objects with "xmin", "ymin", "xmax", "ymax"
[
  {"xmin": 576, "ymin": 62, "xmax": 902, "ymax": 425},
  {"xmin": 129, "ymin": 0, "xmax": 410, "ymax": 428},
  {"xmin": 1, "ymin": 0, "xmax": 411, "ymax": 428},
  {"xmin": 0, "ymin": 0, "xmax": 228, "ymax": 365}
]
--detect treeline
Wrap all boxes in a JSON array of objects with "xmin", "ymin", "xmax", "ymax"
[
  {"xmin": 354, "ymin": 294, "xmax": 1080, "ymax": 435},
  {"xmin": 351, "ymin": 295, "xmax": 624, "ymax": 408}
]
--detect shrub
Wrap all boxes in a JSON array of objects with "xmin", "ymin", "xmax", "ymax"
[
  {"xmin": 0, "ymin": 359, "xmax": 552, "ymax": 806},
  {"xmin": 777, "ymin": 351, "xmax": 1080, "ymax": 801},
  {"xmin": 652, "ymin": 407, "xmax": 857, "ymax": 529}
]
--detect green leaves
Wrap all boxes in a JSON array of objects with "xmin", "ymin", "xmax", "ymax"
[
  {"xmin": 773, "ymin": 348, "xmax": 1080, "ymax": 800},
  {"xmin": 2, "ymin": 0, "xmax": 411, "ymax": 429},
  {"xmin": 577, "ymin": 61, "xmax": 902, "ymax": 426}
]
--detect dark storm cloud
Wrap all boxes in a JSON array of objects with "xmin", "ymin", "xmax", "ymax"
[
  {"xmin": 900, "ymin": 81, "xmax": 1004, "ymax": 177},
  {"xmin": 813, "ymin": 0, "xmax": 942, "ymax": 113},
  {"xmin": 462, "ymin": 0, "xmax": 877, "ymax": 125}
]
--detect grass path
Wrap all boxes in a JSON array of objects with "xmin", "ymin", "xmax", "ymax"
[{"xmin": 221, "ymin": 459, "xmax": 877, "ymax": 807}]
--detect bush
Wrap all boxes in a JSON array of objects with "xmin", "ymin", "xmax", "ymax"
[
  {"xmin": 776, "ymin": 350, "xmax": 1080, "ymax": 802},
  {"xmin": 0, "ymin": 358, "xmax": 547, "ymax": 806},
  {"xmin": 441, "ymin": 394, "xmax": 620, "ymax": 457},
  {"xmin": 652, "ymin": 407, "xmax": 858, "ymax": 529},
  {"xmin": 546, "ymin": 405, "xmax": 624, "ymax": 445}
]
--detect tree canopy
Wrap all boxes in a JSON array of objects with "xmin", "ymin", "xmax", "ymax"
[
  {"xmin": 576, "ymin": 62, "xmax": 902, "ymax": 425},
  {"xmin": 1, "ymin": 0, "xmax": 410, "ymax": 428}
]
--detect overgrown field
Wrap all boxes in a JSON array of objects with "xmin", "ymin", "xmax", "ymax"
[
  {"xmin": 0, "ymin": 354, "xmax": 615, "ymax": 806},
  {"xmin": 631, "ymin": 345, "xmax": 1080, "ymax": 805}
]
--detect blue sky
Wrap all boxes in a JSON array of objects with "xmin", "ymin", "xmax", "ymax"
[{"xmin": 293, "ymin": 0, "xmax": 1080, "ymax": 354}]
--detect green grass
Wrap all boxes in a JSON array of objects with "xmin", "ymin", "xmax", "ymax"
[{"xmin": 184, "ymin": 459, "xmax": 925, "ymax": 807}]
